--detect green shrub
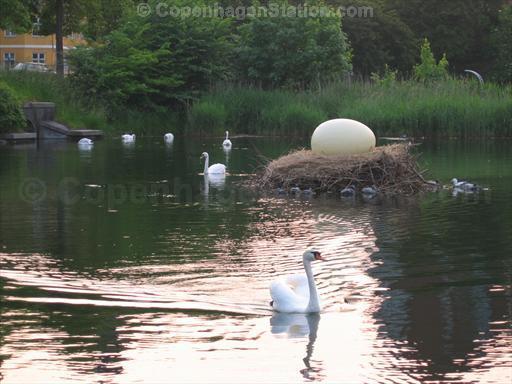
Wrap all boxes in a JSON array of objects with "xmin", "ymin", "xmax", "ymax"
[
  {"xmin": 236, "ymin": 0, "xmax": 351, "ymax": 88},
  {"xmin": 414, "ymin": 39, "xmax": 449, "ymax": 83},
  {"xmin": 0, "ymin": 81, "xmax": 26, "ymax": 133}
]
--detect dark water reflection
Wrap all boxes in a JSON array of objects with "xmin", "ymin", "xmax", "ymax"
[{"xmin": 1, "ymin": 137, "xmax": 511, "ymax": 383}]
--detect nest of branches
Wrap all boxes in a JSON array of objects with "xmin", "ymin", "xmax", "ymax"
[{"xmin": 255, "ymin": 143, "xmax": 430, "ymax": 195}]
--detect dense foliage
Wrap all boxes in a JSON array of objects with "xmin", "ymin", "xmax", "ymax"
[
  {"xmin": 0, "ymin": 82, "xmax": 26, "ymax": 133},
  {"xmin": 69, "ymin": 0, "xmax": 233, "ymax": 114},
  {"xmin": 490, "ymin": 5, "xmax": 512, "ymax": 82},
  {"xmin": 235, "ymin": 1, "xmax": 351, "ymax": 88}
]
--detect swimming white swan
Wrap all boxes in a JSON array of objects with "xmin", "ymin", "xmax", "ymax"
[
  {"xmin": 451, "ymin": 178, "xmax": 477, "ymax": 191},
  {"xmin": 270, "ymin": 250, "xmax": 325, "ymax": 313},
  {"xmin": 164, "ymin": 133, "xmax": 174, "ymax": 143},
  {"xmin": 122, "ymin": 134, "xmax": 136, "ymax": 143},
  {"xmin": 222, "ymin": 131, "xmax": 232, "ymax": 148},
  {"xmin": 200, "ymin": 152, "xmax": 226, "ymax": 175},
  {"xmin": 78, "ymin": 138, "xmax": 93, "ymax": 147}
]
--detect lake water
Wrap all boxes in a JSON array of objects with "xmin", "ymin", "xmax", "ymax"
[{"xmin": 1, "ymin": 137, "xmax": 511, "ymax": 383}]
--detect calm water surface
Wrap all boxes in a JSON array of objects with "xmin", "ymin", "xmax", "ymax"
[{"xmin": 0, "ymin": 137, "xmax": 511, "ymax": 383}]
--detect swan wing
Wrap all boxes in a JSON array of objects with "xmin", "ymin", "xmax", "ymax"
[
  {"xmin": 284, "ymin": 274, "xmax": 310, "ymax": 299},
  {"xmin": 270, "ymin": 277, "xmax": 308, "ymax": 313},
  {"xmin": 208, "ymin": 163, "xmax": 226, "ymax": 174}
]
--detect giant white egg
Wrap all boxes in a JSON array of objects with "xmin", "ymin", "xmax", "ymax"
[{"xmin": 311, "ymin": 118, "xmax": 376, "ymax": 155}]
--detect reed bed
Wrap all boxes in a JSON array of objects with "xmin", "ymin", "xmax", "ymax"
[
  {"xmin": 255, "ymin": 143, "xmax": 430, "ymax": 195},
  {"xmin": 188, "ymin": 79, "xmax": 512, "ymax": 138}
]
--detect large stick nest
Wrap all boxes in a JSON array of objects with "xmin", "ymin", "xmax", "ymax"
[{"xmin": 255, "ymin": 143, "xmax": 429, "ymax": 195}]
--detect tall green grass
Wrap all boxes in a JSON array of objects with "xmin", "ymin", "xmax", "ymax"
[
  {"xmin": 2, "ymin": 70, "xmax": 511, "ymax": 137},
  {"xmin": 188, "ymin": 79, "xmax": 512, "ymax": 137}
]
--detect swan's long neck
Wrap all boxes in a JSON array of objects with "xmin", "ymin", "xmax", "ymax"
[
  {"xmin": 225, "ymin": 131, "xmax": 229, "ymax": 140},
  {"xmin": 304, "ymin": 260, "xmax": 321, "ymax": 312},
  {"xmin": 203, "ymin": 155, "xmax": 209, "ymax": 174}
]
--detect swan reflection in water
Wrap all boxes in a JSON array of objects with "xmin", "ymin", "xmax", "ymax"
[
  {"xmin": 270, "ymin": 313, "xmax": 323, "ymax": 380},
  {"xmin": 201, "ymin": 174, "xmax": 226, "ymax": 208}
]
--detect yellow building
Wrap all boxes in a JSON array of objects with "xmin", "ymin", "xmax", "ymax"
[{"xmin": 0, "ymin": 29, "xmax": 85, "ymax": 71}]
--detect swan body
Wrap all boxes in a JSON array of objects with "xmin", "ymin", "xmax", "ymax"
[
  {"xmin": 270, "ymin": 250, "xmax": 324, "ymax": 313},
  {"xmin": 362, "ymin": 185, "xmax": 378, "ymax": 196},
  {"xmin": 164, "ymin": 133, "xmax": 174, "ymax": 143},
  {"xmin": 78, "ymin": 138, "xmax": 93, "ymax": 146},
  {"xmin": 222, "ymin": 131, "xmax": 232, "ymax": 148},
  {"xmin": 451, "ymin": 178, "xmax": 477, "ymax": 191},
  {"xmin": 200, "ymin": 152, "xmax": 226, "ymax": 175},
  {"xmin": 340, "ymin": 185, "xmax": 355, "ymax": 197},
  {"xmin": 122, "ymin": 134, "xmax": 136, "ymax": 143},
  {"xmin": 290, "ymin": 186, "xmax": 301, "ymax": 194}
]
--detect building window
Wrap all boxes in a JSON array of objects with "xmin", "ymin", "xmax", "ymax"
[
  {"xmin": 3, "ymin": 52, "xmax": 15, "ymax": 69},
  {"xmin": 32, "ymin": 18, "xmax": 42, "ymax": 36},
  {"xmin": 4, "ymin": 31, "xmax": 16, "ymax": 37},
  {"xmin": 32, "ymin": 52, "xmax": 45, "ymax": 64},
  {"xmin": 4, "ymin": 52, "xmax": 15, "ymax": 62}
]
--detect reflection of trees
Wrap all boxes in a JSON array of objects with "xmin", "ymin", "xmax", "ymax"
[{"xmin": 368, "ymin": 192, "xmax": 512, "ymax": 381}]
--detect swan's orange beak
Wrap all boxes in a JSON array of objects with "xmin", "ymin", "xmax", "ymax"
[{"xmin": 314, "ymin": 251, "xmax": 324, "ymax": 261}]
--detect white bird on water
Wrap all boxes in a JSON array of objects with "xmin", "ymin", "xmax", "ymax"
[
  {"xmin": 270, "ymin": 250, "xmax": 325, "ymax": 313},
  {"xmin": 122, "ymin": 134, "xmax": 136, "ymax": 143},
  {"xmin": 78, "ymin": 138, "xmax": 93, "ymax": 147},
  {"xmin": 451, "ymin": 178, "xmax": 478, "ymax": 191},
  {"xmin": 222, "ymin": 131, "xmax": 232, "ymax": 149},
  {"xmin": 200, "ymin": 152, "xmax": 226, "ymax": 175},
  {"xmin": 164, "ymin": 133, "xmax": 174, "ymax": 143}
]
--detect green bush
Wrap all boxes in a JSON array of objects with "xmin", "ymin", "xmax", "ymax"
[
  {"xmin": 236, "ymin": 0, "xmax": 351, "ymax": 88},
  {"xmin": 414, "ymin": 39, "xmax": 449, "ymax": 83},
  {"xmin": 69, "ymin": 0, "xmax": 234, "ymax": 115},
  {"xmin": 0, "ymin": 81, "xmax": 26, "ymax": 133}
]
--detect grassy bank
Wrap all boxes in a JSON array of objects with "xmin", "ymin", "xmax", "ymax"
[
  {"xmin": 0, "ymin": 70, "xmax": 106, "ymax": 130},
  {"xmin": 188, "ymin": 80, "xmax": 512, "ymax": 138},
  {"xmin": 2, "ymin": 70, "xmax": 511, "ymax": 137},
  {"xmin": 0, "ymin": 70, "xmax": 182, "ymax": 135}
]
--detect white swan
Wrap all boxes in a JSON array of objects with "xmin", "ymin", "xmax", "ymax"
[
  {"xmin": 270, "ymin": 250, "xmax": 325, "ymax": 313},
  {"xmin": 78, "ymin": 138, "xmax": 93, "ymax": 147},
  {"xmin": 200, "ymin": 152, "xmax": 226, "ymax": 175},
  {"xmin": 122, "ymin": 134, "xmax": 136, "ymax": 143},
  {"xmin": 164, "ymin": 133, "xmax": 174, "ymax": 143},
  {"xmin": 222, "ymin": 131, "xmax": 232, "ymax": 149},
  {"xmin": 451, "ymin": 178, "xmax": 477, "ymax": 191}
]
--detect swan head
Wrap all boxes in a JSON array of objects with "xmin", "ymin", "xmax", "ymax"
[
  {"xmin": 303, "ymin": 250, "xmax": 324, "ymax": 262},
  {"xmin": 200, "ymin": 152, "xmax": 209, "ymax": 160},
  {"xmin": 451, "ymin": 178, "xmax": 458, "ymax": 185}
]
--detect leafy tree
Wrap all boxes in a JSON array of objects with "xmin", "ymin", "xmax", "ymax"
[
  {"xmin": 236, "ymin": 0, "xmax": 352, "ymax": 88},
  {"xmin": 413, "ymin": 38, "xmax": 449, "ymax": 82},
  {"xmin": 34, "ymin": 0, "xmax": 135, "ymax": 76},
  {"xmin": 0, "ymin": 0, "xmax": 33, "ymax": 31},
  {"xmin": 389, "ymin": 0, "xmax": 506, "ymax": 74},
  {"xmin": 69, "ymin": 0, "xmax": 234, "ymax": 114},
  {"xmin": 490, "ymin": 5, "xmax": 512, "ymax": 82},
  {"xmin": 329, "ymin": 0, "xmax": 417, "ymax": 77}
]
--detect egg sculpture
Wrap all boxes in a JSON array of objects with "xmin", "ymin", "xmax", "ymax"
[{"xmin": 311, "ymin": 119, "xmax": 376, "ymax": 156}]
